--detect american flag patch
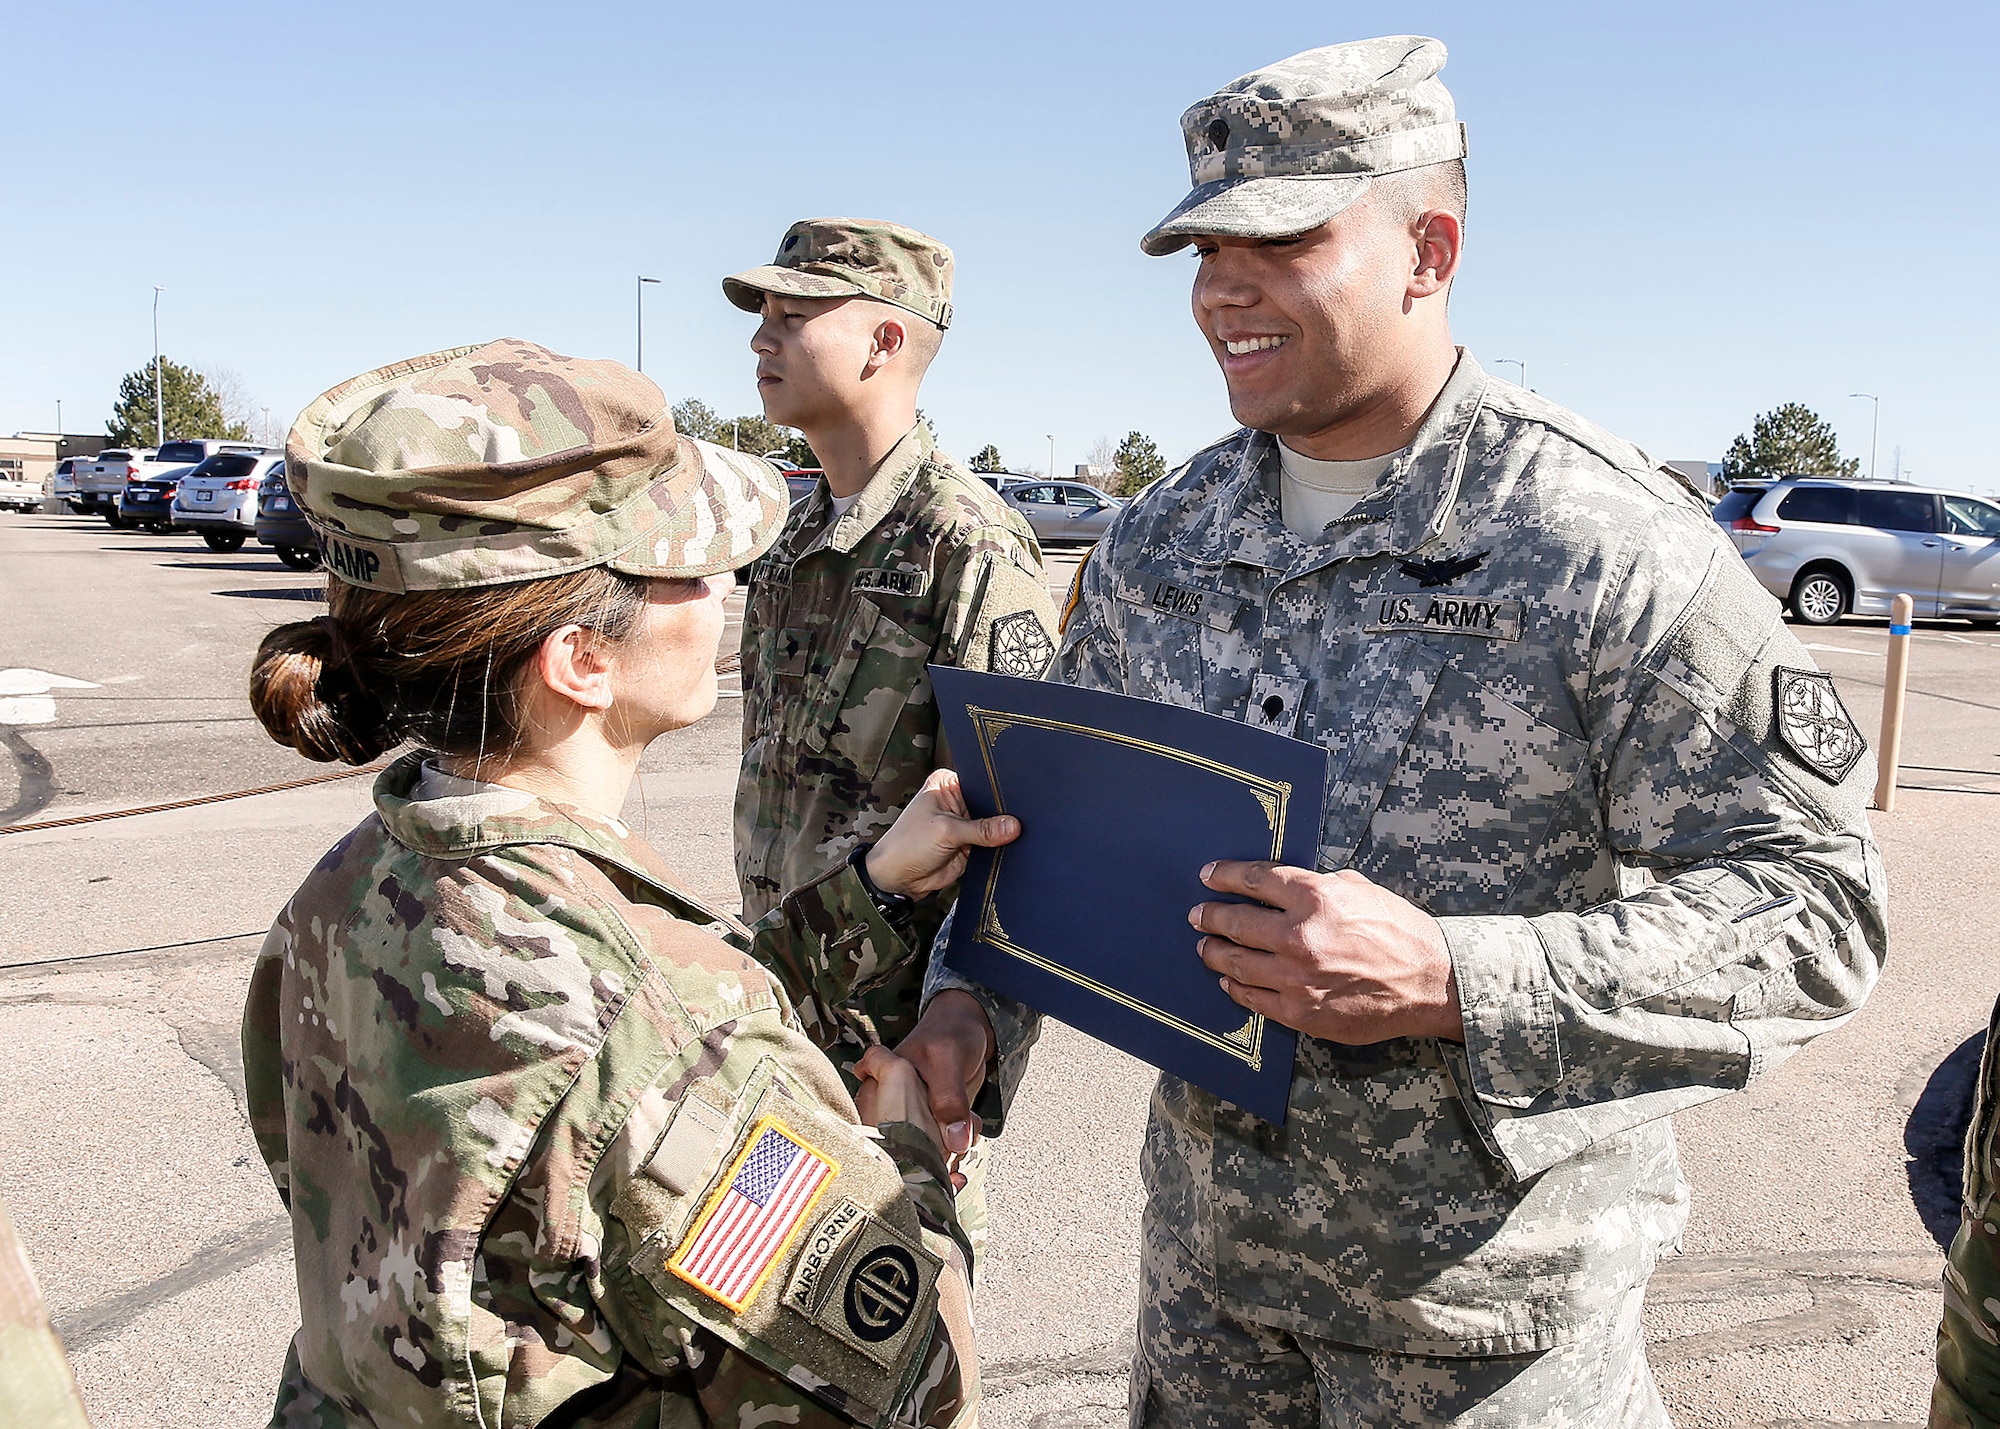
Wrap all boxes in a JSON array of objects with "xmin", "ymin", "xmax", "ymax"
[{"xmin": 668, "ymin": 1116, "xmax": 838, "ymax": 1311}]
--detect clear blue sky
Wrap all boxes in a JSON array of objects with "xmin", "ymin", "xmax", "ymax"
[{"xmin": 5, "ymin": 1, "xmax": 1994, "ymax": 492}]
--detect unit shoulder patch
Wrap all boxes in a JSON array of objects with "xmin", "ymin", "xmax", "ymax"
[
  {"xmin": 1772, "ymin": 667, "xmax": 1866, "ymax": 782},
  {"xmin": 781, "ymin": 1199, "xmax": 939, "ymax": 1367},
  {"xmin": 989, "ymin": 609, "xmax": 1056, "ymax": 678}
]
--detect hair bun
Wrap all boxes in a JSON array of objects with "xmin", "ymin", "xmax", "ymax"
[{"xmin": 249, "ymin": 616, "xmax": 396, "ymax": 765}]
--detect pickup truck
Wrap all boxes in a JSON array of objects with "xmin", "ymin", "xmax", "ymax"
[
  {"xmin": 74, "ymin": 449, "xmax": 154, "ymax": 522},
  {"xmin": 0, "ymin": 472, "xmax": 43, "ymax": 513}
]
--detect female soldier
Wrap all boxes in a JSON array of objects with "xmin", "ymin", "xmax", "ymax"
[{"xmin": 242, "ymin": 340, "xmax": 1010, "ymax": 1428}]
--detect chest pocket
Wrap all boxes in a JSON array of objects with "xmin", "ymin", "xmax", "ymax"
[
  {"xmin": 1358, "ymin": 664, "xmax": 1588, "ymax": 916},
  {"xmin": 801, "ymin": 598, "xmax": 934, "ymax": 782}
]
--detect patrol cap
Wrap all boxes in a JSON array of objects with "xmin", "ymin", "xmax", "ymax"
[
  {"xmin": 287, "ymin": 338, "xmax": 786, "ymax": 593},
  {"xmin": 723, "ymin": 218, "xmax": 954, "ymax": 331},
  {"xmin": 1140, "ymin": 36, "xmax": 1467, "ymax": 257}
]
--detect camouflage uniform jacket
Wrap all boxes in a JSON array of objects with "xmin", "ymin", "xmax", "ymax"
[
  {"xmin": 960, "ymin": 351, "xmax": 1887, "ymax": 1355},
  {"xmin": 737, "ymin": 422, "xmax": 1059, "ymax": 1063},
  {"xmin": 0, "ymin": 1195, "xmax": 90, "ymax": 1429},
  {"xmin": 1933, "ymin": 994, "xmax": 2000, "ymax": 1427},
  {"xmin": 243, "ymin": 754, "xmax": 975, "ymax": 1428}
]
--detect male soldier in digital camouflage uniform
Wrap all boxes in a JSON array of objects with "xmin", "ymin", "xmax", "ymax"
[
  {"xmin": 726, "ymin": 220, "xmax": 1060, "ymax": 1266},
  {"xmin": 904, "ymin": 36, "xmax": 1888, "ymax": 1424},
  {"xmin": 1933, "ymin": 997, "xmax": 2000, "ymax": 1426},
  {"xmin": 243, "ymin": 339, "xmax": 989, "ymax": 1426}
]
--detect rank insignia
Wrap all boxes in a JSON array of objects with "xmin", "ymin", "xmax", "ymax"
[
  {"xmin": 1773, "ymin": 667, "xmax": 1866, "ymax": 782},
  {"xmin": 989, "ymin": 610, "xmax": 1056, "ymax": 678}
]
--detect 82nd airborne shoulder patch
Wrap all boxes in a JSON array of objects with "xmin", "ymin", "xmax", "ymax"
[{"xmin": 1773, "ymin": 667, "xmax": 1866, "ymax": 783}]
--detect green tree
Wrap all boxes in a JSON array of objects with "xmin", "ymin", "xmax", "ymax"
[
  {"xmin": 1723, "ymin": 402, "xmax": 1860, "ymax": 482},
  {"xmin": 670, "ymin": 398, "xmax": 721, "ymax": 443},
  {"xmin": 1112, "ymin": 430, "xmax": 1166, "ymax": 497},
  {"xmin": 970, "ymin": 444, "xmax": 1004, "ymax": 473},
  {"xmin": 105, "ymin": 358, "xmax": 247, "ymax": 446}
]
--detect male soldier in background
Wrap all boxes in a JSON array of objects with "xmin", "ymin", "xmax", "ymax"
[
  {"xmin": 903, "ymin": 36, "xmax": 1887, "ymax": 1424},
  {"xmin": 726, "ymin": 219, "xmax": 1059, "ymax": 1265}
]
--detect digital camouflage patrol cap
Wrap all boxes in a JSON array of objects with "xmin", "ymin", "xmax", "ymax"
[
  {"xmin": 287, "ymin": 339, "xmax": 787, "ymax": 592},
  {"xmin": 722, "ymin": 218, "xmax": 954, "ymax": 330},
  {"xmin": 1141, "ymin": 35, "xmax": 1467, "ymax": 257}
]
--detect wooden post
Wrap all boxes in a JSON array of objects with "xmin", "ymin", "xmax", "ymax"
[{"xmin": 1874, "ymin": 592, "xmax": 1914, "ymax": 812}]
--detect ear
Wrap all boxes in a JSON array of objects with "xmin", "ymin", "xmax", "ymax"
[
  {"xmin": 532, "ymin": 625, "xmax": 615, "ymax": 712},
  {"xmin": 865, "ymin": 316, "xmax": 909, "ymax": 373},
  {"xmin": 1409, "ymin": 209, "xmax": 1463, "ymax": 299}
]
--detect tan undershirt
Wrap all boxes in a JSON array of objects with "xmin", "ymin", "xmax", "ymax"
[{"xmin": 1279, "ymin": 442, "xmax": 1398, "ymax": 538}]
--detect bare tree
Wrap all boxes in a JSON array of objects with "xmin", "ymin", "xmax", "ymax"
[
  {"xmin": 1085, "ymin": 435, "xmax": 1119, "ymax": 475},
  {"xmin": 203, "ymin": 366, "xmax": 264, "ymax": 443}
]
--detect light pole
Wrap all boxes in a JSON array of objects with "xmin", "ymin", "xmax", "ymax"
[
  {"xmin": 636, "ymin": 276, "xmax": 660, "ymax": 372},
  {"xmin": 1495, "ymin": 357, "xmax": 1527, "ymax": 390},
  {"xmin": 1849, "ymin": 393, "xmax": 1879, "ymax": 480},
  {"xmin": 1046, "ymin": 433, "xmax": 1055, "ymax": 480},
  {"xmin": 262, "ymin": 406, "xmax": 271, "ymax": 445},
  {"xmin": 152, "ymin": 286, "xmax": 166, "ymax": 446}
]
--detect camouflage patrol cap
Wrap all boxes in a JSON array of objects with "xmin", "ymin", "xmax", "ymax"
[
  {"xmin": 723, "ymin": 218, "xmax": 954, "ymax": 330},
  {"xmin": 287, "ymin": 338, "xmax": 786, "ymax": 593},
  {"xmin": 1141, "ymin": 36, "xmax": 1467, "ymax": 257}
]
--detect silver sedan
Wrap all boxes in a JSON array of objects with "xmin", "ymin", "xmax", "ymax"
[{"xmin": 1000, "ymin": 481, "xmax": 1125, "ymax": 544}]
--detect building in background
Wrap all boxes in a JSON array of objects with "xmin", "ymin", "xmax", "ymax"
[
  {"xmin": 1, "ymin": 433, "xmax": 112, "ymax": 504},
  {"xmin": 1665, "ymin": 459, "xmax": 1725, "ymax": 499}
]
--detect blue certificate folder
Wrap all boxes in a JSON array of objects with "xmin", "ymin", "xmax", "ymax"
[{"xmin": 930, "ymin": 667, "xmax": 1329, "ymax": 1125}]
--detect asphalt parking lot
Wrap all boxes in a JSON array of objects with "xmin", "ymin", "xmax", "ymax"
[{"xmin": 3, "ymin": 505, "xmax": 1997, "ymax": 1427}]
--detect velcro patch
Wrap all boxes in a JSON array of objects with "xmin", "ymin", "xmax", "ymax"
[
  {"xmin": 1365, "ymin": 593, "xmax": 1522, "ymax": 641},
  {"xmin": 668, "ymin": 1116, "xmax": 838, "ymax": 1312},
  {"xmin": 782, "ymin": 1200, "xmax": 939, "ymax": 1367},
  {"xmin": 1773, "ymin": 667, "xmax": 1866, "ymax": 782},
  {"xmin": 1118, "ymin": 573, "xmax": 1244, "ymax": 632},
  {"xmin": 854, "ymin": 567, "xmax": 929, "ymax": 598},
  {"xmin": 989, "ymin": 610, "xmax": 1056, "ymax": 678},
  {"xmin": 316, "ymin": 529, "xmax": 405, "ymax": 592}
]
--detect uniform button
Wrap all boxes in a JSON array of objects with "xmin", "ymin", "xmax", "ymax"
[{"xmin": 1262, "ymin": 695, "xmax": 1285, "ymax": 721}]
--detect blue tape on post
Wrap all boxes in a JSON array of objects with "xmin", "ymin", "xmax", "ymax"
[{"xmin": 1890, "ymin": 624, "xmax": 1913, "ymax": 635}]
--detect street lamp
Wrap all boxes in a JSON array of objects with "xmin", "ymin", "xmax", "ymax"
[
  {"xmin": 1495, "ymin": 357, "xmax": 1527, "ymax": 390},
  {"xmin": 152, "ymin": 286, "xmax": 166, "ymax": 446},
  {"xmin": 1046, "ymin": 433, "xmax": 1055, "ymax": 480},
  {"xmin": 636, "ymin": 276, "xmax": 660, "ymax": 372},
  {"xmin": 262, "ymin": 406, "xmax": 271, "ymax": 446},
  {"xmin": 1849, "ymin": 393, "xmax": 1879, "ymax": 481}
]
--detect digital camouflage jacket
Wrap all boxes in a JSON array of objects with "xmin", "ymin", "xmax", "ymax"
[
  {"xmin": 944, "ymin": 351, "xmax": 1887, "ymax": 1355},
  {"xmin": 243, "ymin": 755, "xmax": 974, "ymax": 1428},
  {"xmin": 736, "ymin": 422, "xmax": 1058, "ymax": 1065}
]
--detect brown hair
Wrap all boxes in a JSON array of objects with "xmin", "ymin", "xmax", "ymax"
[{"xmin": 249, "ymin": 567, "xmax": 652, "ymax": 765}]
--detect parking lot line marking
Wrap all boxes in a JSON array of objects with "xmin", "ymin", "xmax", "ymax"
[{"xmin": 1805, "ymin": 643, "xmax": 1874, "ymax": 656}]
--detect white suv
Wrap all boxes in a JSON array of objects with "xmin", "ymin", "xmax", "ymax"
[
  {"xmin": 172, "ymin": 450, "xmax": 285, "ymax": 551},
  {"xmin": 1719, "ymin": 477, "xmax": 2000, "ymax": 626}
]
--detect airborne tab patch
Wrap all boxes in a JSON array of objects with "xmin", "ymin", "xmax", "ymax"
[
  {"xmin": 1365, "ymin": 593, "xmax": 1523, "ymax": 642},
  {"xmin": 1773, "ymin": 667, "xmax": 1866, "ymax": 782},
  {"xmin": 853, "ymin": 567, "xmax": 929, "ymax": 598},
  {"xmin": 667, "ymin": 1116, "xmax": 837, "ymax": 1312},
  {"xmin": 781, "ymin": 1201, "xmax": 939, "ymax": 1367}
]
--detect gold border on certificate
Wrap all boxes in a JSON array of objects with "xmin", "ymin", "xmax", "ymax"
[{"xmin": 965, "ymin": 706, "xmax": 1293, "ymax": 1071}]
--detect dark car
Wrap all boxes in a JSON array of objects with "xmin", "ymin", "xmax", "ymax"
[
  {"xmin": 117, "ymin": 469, "xmax": 186, "ymax": 533},
  {"xmin": 254, "ymin": 463, "xmax": 320, "ymax": 570}
]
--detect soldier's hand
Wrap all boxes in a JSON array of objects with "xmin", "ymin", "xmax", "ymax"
[
  {"xmin": 865, "ymin": 769, "xmax": 1020, "ymax": 900},
  {"xmin": 1190, "ymin": 862, "xmax": 1465, "ymax": 1044},
  {"xmin": 894, "ymin": 990, "xmax": 994, "ymax": 1166},
  {"xmin": 853, "ymin": 1045, "xmax": 947, "ymax": 1143}
]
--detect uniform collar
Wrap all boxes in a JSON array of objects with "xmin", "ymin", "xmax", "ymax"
[
  {"xmin": 1170, "ymin": 349, "xmax": 1489, "ymax": 573},
  {"xmin": 789, "ymin": 422, "xmax": 934, "ymax": 560},
  {"xmin": 371, "ymin": 752, "xmax": 745, "ymax": 931}
]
